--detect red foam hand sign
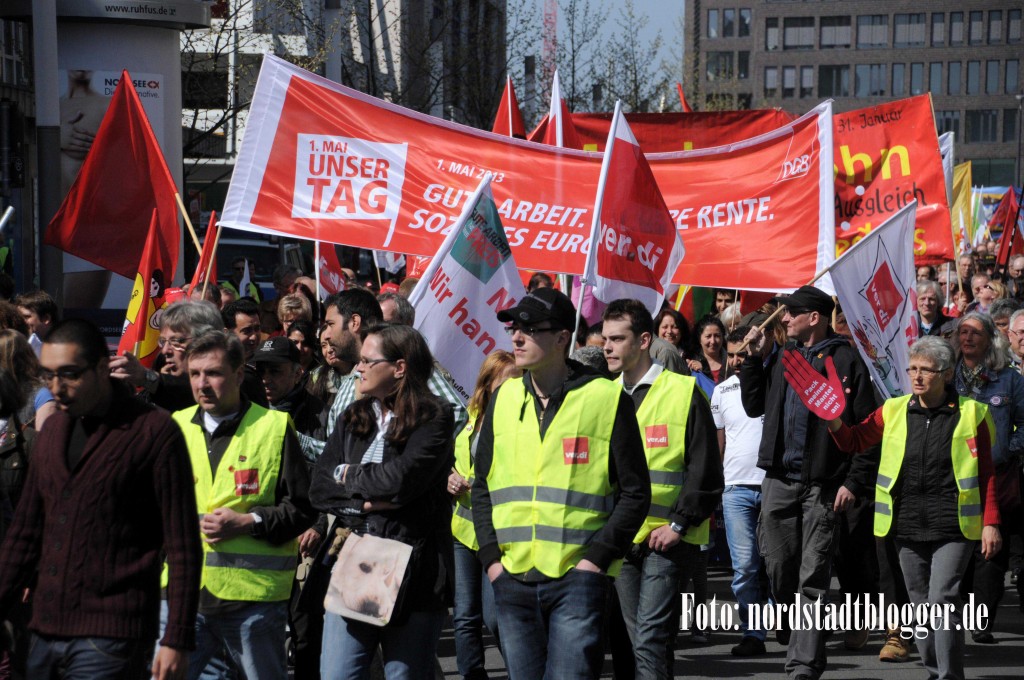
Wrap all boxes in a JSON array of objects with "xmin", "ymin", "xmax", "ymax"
[{"xmin": 782, "ymin": 349, "xmax": 846, "ymax": 421}]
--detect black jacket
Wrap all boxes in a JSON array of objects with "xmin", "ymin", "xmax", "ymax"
[{"xmin": 739, "ymin": 336, "xmax": 880, "ymax": 495}]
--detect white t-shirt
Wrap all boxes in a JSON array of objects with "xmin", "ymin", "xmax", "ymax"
[{"xmin": 710, "ymin": 374, "xmax": 765, "ymax": 486}]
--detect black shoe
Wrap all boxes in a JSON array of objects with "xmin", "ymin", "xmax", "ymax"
[
  {"xmin": 972, "ymin": 632, "xmax": 996, "ymax": 644},
  {"xmin": 731, "ymin": 636, "xmax": 767, "ymax": 656}
]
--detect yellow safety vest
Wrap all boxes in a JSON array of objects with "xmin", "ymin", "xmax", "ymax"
[
  {"xmin": 875, "ymin": 395, "xmax": 991, "ymax": 540},
  {"xmin": 172, "ymin": 405, "xmax": 297, "ymax": 601},
  {"xmin": 487, "ymin": 376, "xmax": 622, "ymax": 578},
  {"xmin": 452, "ymin": 411, "xmax": 480, "ymax": 551},
  {"xmin": 626, "ymin": 370, "xmax": 710, "ymax": 545},
  {"xmin": 221, "ymin": 280, "xmax": 261, "ymax": 301}
]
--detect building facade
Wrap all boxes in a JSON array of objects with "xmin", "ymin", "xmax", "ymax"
[{"xmin": 684, "ymin": 0, "xmax": 1022, "ymax": 186}]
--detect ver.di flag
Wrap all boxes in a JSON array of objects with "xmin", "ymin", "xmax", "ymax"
[
  {"xmin": 317, "ymin": 242, "xmax": 347, "ymax": 300},
  {"xmin": 408, "ymin": 175, "xmax": 524, "ymax": 403},
  {"xmin": 582, "ymin": 102, "xmax": 684, "ymax": 315},
  {"xmin": 827, "ymin": 201, "xmax": 919, "ymax": 399},
  {"xmin": 118, "ymin": 210, "xmax": 174, "ymax": 366}
]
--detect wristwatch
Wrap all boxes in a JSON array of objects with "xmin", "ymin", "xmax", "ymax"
[{"xmin": 669, "ymin": 522, "xmax": 686, "ymax": 535}]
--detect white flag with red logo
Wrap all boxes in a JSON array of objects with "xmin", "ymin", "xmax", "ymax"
[
  {"xmin": 582, "ymin": 102, "xmax": 685, "ymax": 315},
  {"xmin": 827, "ymin": 201, "xmax": 919, "ymax": 399},
  {"xmin": 317, "ymin": 242, "xmax": 347, "ymax": 300}
]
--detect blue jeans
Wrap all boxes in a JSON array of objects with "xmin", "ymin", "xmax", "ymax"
[
  {"xmin": 320, "ymin": 609, "xmax": 444, "ymax": 680},
  {"xmin": 27, "ymin": 634, "xmax": 153, "ymax": 680},
  {"xmin": 615, "ymin": 542, "xmax": 694, "ymax": 680},
  {"xmin": 722, "ymin": 484, "xmax": 768, "ymax": 641},
  {"xmin": 188, "ymin": 601, "xmax": 288, "ymax": 680},
  {"xmin": 452, "ymin": 541, "xmax": 499, "ymax": 678},
  {"xmin": 491, "ymin": 568, "xmax": 610, "ymax": 680}
]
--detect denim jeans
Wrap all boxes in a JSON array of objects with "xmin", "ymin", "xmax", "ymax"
[
  {"xmin": 153, "ymin": 599, "xmax": 235, "ymax": 680},
  {"xmin": 27, "ymin": 634, "xmax": 153, "ymax": 680},
  {"xmin": 721, "ymin": 484, "xmax": 767, "ymax": 641},
  {"xmin": 188, "ymin": 601, "xmax": 288, "ymax": 680},
  {"xmin": 615, "ymin": 542, "xmax": 695, "ymax": 680},
  {"xmin": 320, "ymin": 609, "xmax": 444, "ymax": 680},
  {"xmin": 491, "ymin": 567, "xmax": 610, "ymax": 680},
  {"xmin": 452, "ymin": 541, "xmax": 499, "ymax": 678}
]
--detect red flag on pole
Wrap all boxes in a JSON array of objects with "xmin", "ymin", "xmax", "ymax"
[
  {"xmin": 45, "ymin": 70, "xmax": 180, "ymax": 280},
  {"xmin": 317, "ymin": 242, "xmax": 348, "ymax": 300},
  {"xmin": 540, "ymin": 70, "xmax": 584, "ymax": 149},
  {"xmin": 117, "ymin": 210, "xmax": 174, "ymax": 366},
  {"xmin": 582, "ymin": 102, "xmax": 685, "ymax": 314},
  {"xmin": 993, "ymin": 188, "xmax": 1023, "ymax": 267},
  {"xmin": 189, "ymin": 211, "xmax": 218, "ymax": 293},
  {"xmin": 676, "ymin": 83, "xmax": 693, "ymax": 113},
  {"xmin": 491, "ymin": 75, "xmax": 526, "ymax": 139}
]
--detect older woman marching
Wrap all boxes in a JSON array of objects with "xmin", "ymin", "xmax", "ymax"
[{"xmin": 781, "ymin": 336, "xmax": 1001, "ymax": 680}]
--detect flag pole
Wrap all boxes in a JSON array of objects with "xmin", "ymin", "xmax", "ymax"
[
  {"xmin": 315, "ymin": 241, "xmax": 322, "ymax": 300},
  {"xmin": 507, "ymin": 75, "xmax": 514, "ymax": 135},
  {"xmin": 174, "ymin": 193, "xmax": 203, "ymax": 257},
  {"xmin": 372, "ymin": 250, "xmax": 384, "ymax": 289},
  {"xmin": 200, "ymin": 220, "xmax": 222, "ymax": 300}
]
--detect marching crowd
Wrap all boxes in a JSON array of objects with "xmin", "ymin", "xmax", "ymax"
[{"xmin": 0, "ymin": 241, "xmax": 1020, "ymax": 680}]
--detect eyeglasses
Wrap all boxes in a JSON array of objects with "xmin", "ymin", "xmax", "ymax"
[
  {"xmin": 157, "ymin": 336, "xmax": 192, "ymax": 352},
  {"xmin": 504, "ymin": 325, "xmax": 558, "ymax": 337},
  {"xmin": 905, "ymin": 366, "xmax": 943, "ymax": 377},
  {"xmin": 785, "ymin": 308, "xmax": 810, "ymax": 317},
  {"xmin": 357, "ymin": 357, "xmax": 393, "ymax": 367},
  {"xmin": 40, "ymin": 365, "xmax": 91, "ymax": 385}
]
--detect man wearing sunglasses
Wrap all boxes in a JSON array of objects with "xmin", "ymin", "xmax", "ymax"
[{"xmin": 472, "ymin": 287, "xmax": 650, "ymax": 679}]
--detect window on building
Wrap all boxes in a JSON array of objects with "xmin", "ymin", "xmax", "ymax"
[
  {"xmin": 1, "ymin": 20, "xmax": 30, "ymax": 88},
  {"xmin": 935, "ymin": 110, "xmax": 960, "ymax": 138},
  {"xmin": 1010, "ymin": 9, "xmax": 1022, "ymax": 43},
  {"xmin": 766, "ymin": 18, "xmax": 779, "ymax": 51},
  {"xmin": 820, "ymin": 16, "xmax": 852, "ymax": 49},
  {"xmin": 950, "ymin": 12, "xmax": 964, "ymax": 45},
  {"xmin": 986, "ymin": 60, "xmax": 999, "ymax": 94},
  {"xmin": 892, "ymin": 64, "xmax": 906, "ymax": 96},
  {"xmin": 708, "ymin": 9, "xmax": 719, "ymax": 38},
  {"xmin": 783, "ymin": 66, "xmax": 796, "ymax": 98},
  {"xmin": 738, "ymin": 52, "xmax": 750, "ymax": 80},
  {"xmin": 819, "ymin": 65, "xmax": 850, "ymax": 97},
  {"xmin": 969, "ymin": 11, "xmax": 983, "ymax": 44},
  {"xmin": 857, "ymin": 15, "xmax": 888, "ymax": 48},
  {"xmin": 723, "ymin": 9, "xmax": 735, "ymax": 38},
  {"xmin": 948, "ymin": 61, "xmax": 962, "ymax": 95},
  {"xmin": 783, "ymin": 17, "xmax": 815, "ymax": 50},
  {"xmin": 800, "ymin": 66, "xmax": 814, "ymax": 98},
  {"xmin": 764, "ymin": 66, "xmax": 779, "ymax": 97},
  {"xmin": 1007, "ymin": 60, "xmax": 1019, "ymax": 94},
  {"xmin": 967, "ymin": 61, "xmax": 980, "ymax": 94},
  {"xmin": 182, "ymin": 54, "xmax": 228, "ymax": 109},
  {"xmin": 931, "ymin": 13, "xmax": 945, "ymax": 46},
  {"xmin": 739, "ymin": 9, "xmax": 752, "ymax": 37},
  {"xmin": 894, "ymin": 13, "xmax": 926, "ymax": 47},
  {"xmin": 910, "ymin": 63, "xmax": 924, "ymax": 95},
  {"xmin": 966, "ymin": 109, "xmax": 998, "ymax": 143},
  {"xmin": 706, "ymin": 52, "xmax": 734, "ymax": 81},
  {"xmin": 989, "ymin": 10, "xmax": 1002, "ymax": 43},
  {"xmin": 855, "ymin": 64, "xmax": 886, "ymax": 97},
  {"xmin": 1005, "ymin": 109, "xmax": 1019, "ymax": 143},
  {"xmin": 929, "ymin": 63, "xmax": 943, "ymax": 95}
]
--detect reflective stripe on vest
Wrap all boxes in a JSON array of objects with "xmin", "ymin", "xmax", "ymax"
[
  {"xmin": 628, "ymin": 370, "xmax": 710, "ymax": 545},
  {"xmin": 875, "ymin": 395, "xmax": 990, "ymax": 540},
  {"xmin": 488, "ymin": 377, "xmax": 621, "ymax": 578},
  {"xmin": 173, "ymin": 405, "xmax": 296, "ymax": 601},
  {"xmin": 451, "ymin": 413, "xmax": 479, "ymax": 551}
]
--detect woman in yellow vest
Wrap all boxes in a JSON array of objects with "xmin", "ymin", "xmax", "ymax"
[
  {"xmin": 785, "ymin": 336, "xmax": 1001, "ymax": 680},
  {"xmin": 448, "ymin": 350, "xmax": 518, "ymax": 680},
  {"xmin": 310, "ymin": 323, "xmax": 455, "ymax": 680}
]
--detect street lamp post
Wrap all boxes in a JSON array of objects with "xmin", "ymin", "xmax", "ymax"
[{"xmin": 1017, "ymin": 93, "xmax": 1024, "ymax": 188}]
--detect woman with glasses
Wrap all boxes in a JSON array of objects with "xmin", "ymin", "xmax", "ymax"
[
  {"xmin": 792, "ymin": 336, "xmax": 1001, "ymax": 680},
  {"xmin": 310, "ymin": 323, "xmax": 455, "ymax": 680}
]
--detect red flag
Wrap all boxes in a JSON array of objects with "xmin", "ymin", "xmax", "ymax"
[
  {"xmin": 189, "ymin": 211, "xmax": 219, "ymax": 293},
  {"xmin": 740, "ymin": 291, "xmax": 775, "ymax": 316},
  {"xmin": 118, "ymin": 210, "xmax": 174, "ymax": 366},
  {"xmin": 993, "ymin": 188, "xmax": 1023, "ymax": 267},
  {"xmin": 317, "ymin": 242, "xmax": 347, "ymax": 299},
  {"xmin": 540, "ymin": 71, "xmax": 584, "ymax": 149},
  {"xmin": 492, "ymin": 76, "xmax": 526, "ymax": 139},
  {"xmin": 676, "ymin": 83, "xmax": 693, "ymax": 113},
  {"xmin": 45, "ymin": 70, "xmax": 179, "ymax": 279},
  {"xmin": 406, "ymin": 256, "xmax": 431, "ymax": 278},
  {"xmin": 583, "ymin": 103, "xmax": 685, "ymax": 314}
]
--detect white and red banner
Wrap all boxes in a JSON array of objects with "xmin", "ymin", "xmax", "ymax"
[
  {"xmin": 408, "ymin": 175, "xmax": 524, "ymax": 403},
  {"xmin": 828, "ymin": 201, "xmax": 919, "ymax": 399},
  {"xmin": 317, "ymin": 242, "xmax": 347, "ymax": 299},
  {"xmin": 583, "ymin": 103, "xmax": 684, "ymax": 314},
  {"xmin": 221, "ymin": 56, "xmax": 833, "ymax": 292}
]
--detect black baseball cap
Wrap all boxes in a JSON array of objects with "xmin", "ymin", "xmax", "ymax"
[
  {"xmin": 252, "ymin": 336, "xmax": 300, "ymax": 365},
  {"xmin": 773, "ymin": 285, "xmax": 835, "ymax": 316},
  {"xmin": 497, "ymin": 287, "xmax": 577, "ymax": 330}
]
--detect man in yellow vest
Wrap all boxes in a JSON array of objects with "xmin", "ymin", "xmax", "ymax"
[
  {"xmin": 175, "ymin": 330, "xmax": 314, "ymax": 679},
  {"xmin": 602, "ymin": 299, "xmax": 723, "ymax": 679},
  {"xmin": 472, "ymin": 287, "xmax": 651, "ymax": 680}
]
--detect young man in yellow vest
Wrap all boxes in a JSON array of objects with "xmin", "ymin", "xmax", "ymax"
[
  {"xmin": 602, "ymin": 299, "xmax": 723, "ymax": 679},
  {"xmin": 472, "ymin": 287, "xmax": 651, "ymax": 679},
  {"xmin": 175, "ymin": 330, "xmax": 314, "ymax": 679}
]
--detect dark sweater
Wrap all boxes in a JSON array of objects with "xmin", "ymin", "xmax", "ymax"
[{"xmin": 0, "ymin": 385, "xmax": 202, "ymax": 650}]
